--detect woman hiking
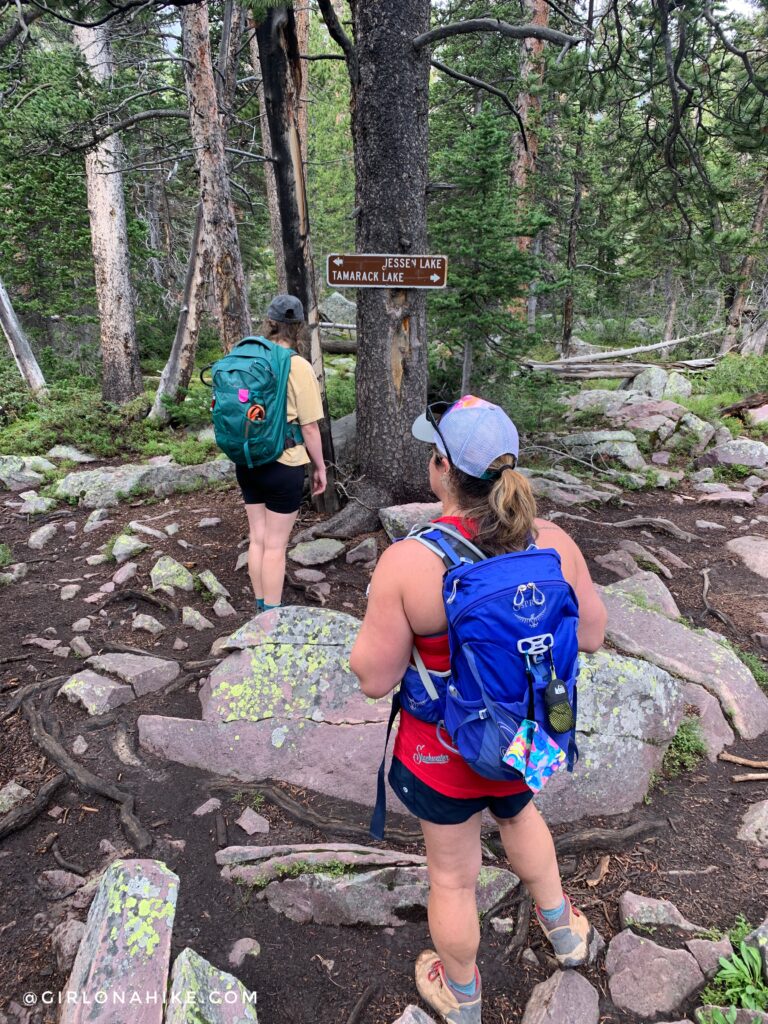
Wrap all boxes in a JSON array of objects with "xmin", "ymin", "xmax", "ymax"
[
  {"xmin": 236, "ymin": 294, "xmax": 326, "ymax": 611},
  {"xmin": 350, "ymin": 395, "xmax": 607, "ymax": 1023}
]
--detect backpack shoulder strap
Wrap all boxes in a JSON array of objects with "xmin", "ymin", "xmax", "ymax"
[{"xmin": 406, "ymin": 522, "xmax": 487, "ymax": 570}]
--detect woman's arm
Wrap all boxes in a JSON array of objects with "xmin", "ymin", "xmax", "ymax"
[
  {"xmin": 350, "ymin": 546, "xmax": 414, "ymax": 698},
  {"xmin": 300, "ymin": 421, "xmax": 326, "ymax": 495}
]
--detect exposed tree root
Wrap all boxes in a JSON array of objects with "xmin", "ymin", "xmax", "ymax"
[
  {"xmin": 549, "ymin": 511, "xmax": 695, "ymax": 542},
  {"xmin": 211, "ymin": 779, "xmax": 421, "ymax": 844},
  {"xmin": 0, "ymin": 675, "xmax": 67, "ymax": 723},
  {"xmin": 22, "ymin": 702, "xmax": 152, "ymax": 852},
  {"xmin": 720, "ymin": 752, "xmax": 768, "ymax": 769},
  {"xmin": 0, "ymin": 773, "xmax": 65, "ymax": 842},
  {"xmin": 552, "ymin": 817, "xmax": 664, "ymax": 854},
  {"xmin": 294, "ymin": 482, "xmax": 391, "ymax": 542},
  {"xmin": 344, "ymin": 982, "xmax": 379, "ymax": 1024},
  {"xmin": 103, "ymin": 589, "xmax": 179, "ymax": 621},
  {"xmin": 500, "ymin": 890, "xmax": 531, "ymax": 962},
  {"xmin": 52, "ymin": 839, "xmax": 85, "ymax": 875}
]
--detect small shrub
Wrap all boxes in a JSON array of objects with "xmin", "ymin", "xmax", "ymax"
[
  {"xmin": 663, "ymin": 718, "xmax": 707, "ymax": 777},
  {"xmin": 326, "ymin": 374, "xmax": 356, "ymax": 419},
  {"xmin": 701, "ymin": 355, "xmax": 768, "ymax": 396},
  {"xmin": 0, "ymin": 543, "xmax": 12, "ymax": 569},
  {"xmin": 700, "ymin": 941, "xmax": 768, "ymax": 1012},
  {"xmin": 729, "ymin": 914, "xmax": 755, "ymax": 946}
]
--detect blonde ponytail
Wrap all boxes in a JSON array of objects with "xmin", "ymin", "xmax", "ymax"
[{"xmin": 450, "ymin": 454, "xmax": 538, "ymax": 554}]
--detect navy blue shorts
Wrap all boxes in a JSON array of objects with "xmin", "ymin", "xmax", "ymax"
[
  {"xmin": 389, "ymin": 758, "xmax": 534, "ymax": 826},
  {"xmin": 236, "ymin": 461, "xmax": 305, "ymax": 513}
]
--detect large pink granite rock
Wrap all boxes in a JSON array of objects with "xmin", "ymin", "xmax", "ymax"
[
  {"xmin": 165, "ymin": 947, "xmax": 257, "ymax": 1024},
  {"xmin": 606, "ymin": 929, "xmax": 704, "ymax": 1017},
  {"xmin": 60, "ymin": 859, "xmax": 179, "ymax": 1024},
  {"xmin": 602, "ymin": 588, "xmax": 768, "ymax": 739},
  {"xmin": 521, "ymin": 969, "xmax": 599, "ymax": 1024}
]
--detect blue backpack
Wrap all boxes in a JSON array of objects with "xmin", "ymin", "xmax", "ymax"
[{"xmin": 370, "ymin": 521, "xmax": 580, "ymax": 839}]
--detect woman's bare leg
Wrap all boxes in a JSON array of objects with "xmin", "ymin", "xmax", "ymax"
[
  {"xmin": 262, "ymin": 508, "xmax": 299, "ymax": 605},
  {"xmin": 243, "ymin": 503, "xmax": 266, "ymax": 603}
]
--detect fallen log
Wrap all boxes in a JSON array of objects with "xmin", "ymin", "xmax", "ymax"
[
  {"xmin": 22, "ymin": 702, "xmax": 152, "ymax": 852},
  {"xmin": 732, "ymin": 773, "xmax": 768, "ymax": 783},
  {"xmin": 534, "ymin": 330, "xmax": 722, "ymax": 366},
  {"xmin": 719, "ymin": 752, "xmax": 768, "ymax": 769},
  {"xmin": 321, "ymin": 337, "xmax": 357, "ymax": 355}
]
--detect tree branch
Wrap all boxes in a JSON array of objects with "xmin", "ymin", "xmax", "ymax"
[
  {"xmin": 430, "ymin": 58, "xmax": 528, "ymax": 150},
  {"xmin": 0, "ymin": 6, "xmax": 43, "ymax": 50},
  {"xmin": 316, "ymin": 0, "xmax": 357, "ymax": 83},
  {"xmin": 413, "ymin": 18, "xmax": 585, "ymax": 51},
  {"xmin": 58, "ymin": 108, "xmax": 188, "ymax": 152}
]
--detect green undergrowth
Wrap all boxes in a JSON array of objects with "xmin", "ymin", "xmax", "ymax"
[
  {"xmin": 326, "ymin": 374, "xmax": 355, "ymax": 419},
  {"xmin": 0, "ymin": 362, "xmax": 217, "ymax": 464},
  {"xmin": 662, "ymin": 718, "xmax": 707, "ymax": 777},
  {"xmin": 700, "ymin": 941, "xmax": 768, "ymax": 1015},
  {"xmin": 716, "ymin": 637, "xmax": 768, "ymax": 692},
  {"xmin": 0, "ymin": 543, "xmax": 12, "ymax": 569}
]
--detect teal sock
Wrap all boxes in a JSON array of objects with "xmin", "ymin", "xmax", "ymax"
[
  {"xmin": 256, "ymin": 598, "xmax": 265, "ymax": 612},
  {"xmin": 263, "ymin": 602, "xmax": 281, "ymax": 611},
  {"xmin": 447, "ymin": 973, "xmax": 478, "ymax": 998},
  {"xmin": 538, "ymin": 895, "xmax": 567, "ymax": 922}
]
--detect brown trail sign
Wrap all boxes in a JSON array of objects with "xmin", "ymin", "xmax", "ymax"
[{"xmin": 326, "ymin": 253, "xmax": 448, "ymax": 289}]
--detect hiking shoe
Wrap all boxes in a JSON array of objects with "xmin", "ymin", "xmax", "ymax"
[
  {"xmin": 535, "ymin": 894, "xmax": 593, "ymax": 967},
  {"xmin": 415, "ymin": 950, "xmax": 481, "ymax": 1024}
]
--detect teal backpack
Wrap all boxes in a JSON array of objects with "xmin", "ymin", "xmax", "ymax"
[{"xmin": 203, "ymin": 336, "xmax": 303, "ymax": 467}]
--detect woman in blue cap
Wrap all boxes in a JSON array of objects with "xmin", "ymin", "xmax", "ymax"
[
  {"xmin": 237, "ymin": 294, "xmax": 326, "ymax": 611},
  {"xmin": 350, "ymin": 396, "xmax": 606, "ymax": 1024}
]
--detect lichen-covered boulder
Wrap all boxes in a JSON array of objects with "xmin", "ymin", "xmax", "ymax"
[
  {"xmin": 698, "ymin": 438, "xmax": 768, "ymax": 469},
  {"xmin": 629, "ymin": 366, "xmax": 669, "ymax": 400},
  {"xmin": 165, "ymin": 947, "xmax": 258, "ymax": 1024},
  {"xmin": 535, "ymin": 651, "xmax": 684, "ymax": 824},
  {"xmin": 559, "ymin": 430, "xmax": 647, "ymax": 471},
  {"xmin": 605, "ymin": 572, "xmax": 680, "ymax": 619},
  {"xmin": 54, "ymin": 459, "xmax": 234, "ymax": 508},
  {"xmin": 60, "ymin": 859, "xmax": 179, "ymax": 1024},
  {"xmin": 601, "ymin": 589, "xmax": 768, "ymax": 739},
  {"xmin": 59, "ymin": 670, "xmax": 135, "ymax": 715},
  {"xmin": 289, "ymin": 538, "xmax": 346, "ymax": 565},
  {"xmin": 87, "ymin": 653, "xmax": 179, "ymax": 697},
  {"xmin": 151, "ymin": 556, "xmax": 195, "ymax": 593},
  {"xmin": 0, "ymin": 455, "xmax": 55, "ymax": 491},
  {"xmin": 379, "ymin": 503, "xmax": 442, "ymax": 540}
]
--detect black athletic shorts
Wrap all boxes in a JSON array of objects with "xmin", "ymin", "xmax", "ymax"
[
  {"xmin": 389, "ymin": 757, "xmax": 534, "ymax": 826},
  {"xmin": 235, "ymin": 461, "xmax": 305, "ymax": 514}
]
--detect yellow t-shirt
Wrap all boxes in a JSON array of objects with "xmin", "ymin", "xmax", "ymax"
[{"xmin": 278, "ymin": 355, "xmax": 324, "ymax": 467}]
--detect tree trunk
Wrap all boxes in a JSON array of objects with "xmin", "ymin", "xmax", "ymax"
[
  {"xmin": 73, "ymin": 24, "xmax": 143, "ymax": 405},
  {"xmin": 150, "ymin": 2, "xmax": 242, "ymax": 420},
  {"xmin": 663, "ymin": 270, "xmax": 679, "ymax": 342},
  {"xmin": 255, "ymin": 6, "xmax": 339, "ymax": 514},
  {"xmin": 347, "ymin": 0, "xmax": 432, "ymax": 501},
  {"xmin": 181, "ymin": 1, "xmax": 251, "ymax": 354},
  {"xmin": 460, "ymin": 338, "xmax": 473, "ymax": 394},
  {"xmin": 741, "ymin": 319, "xmax": 767, "ymax": 356},
  {"xmin": 510, "ymin": 0, "xmax": 547, "ymax": 239},
  {"xmin": 561, "ymin": 117, "xmax": 586, "ymax": 358},
  {"xmin": 148, "ymin": 207, "xmax": 210, "ymax": 421},
  {"xmin": 0, "ymin": 276, "xmax": 48, "ymax": 399},
  {"xmin": 720, "ymin": 168, "xmax": 768, "ymax": 354},
  {"xmin": 249, "ymin": 20, "xmax": 287, "ymax": 292}
]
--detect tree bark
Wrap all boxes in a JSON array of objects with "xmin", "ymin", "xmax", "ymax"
[
  {"xmin": 560, "ymin": 126, "xmax": 584, "ymax": 359},
  {"xmin": 181, "ymin": 0, "xmax": 251, "ymax": 354},
  {"xmin": 255, "ymin": 6, "xmax": 339, "ymax": 514},
  {"xmin": 0, "ymin": 276, "xmax": 48, "ymax": 399},
  {"xmin": 345, "ymin": 0, "xmax": 432, "ymax": 501},
  {"xmin": 73, "ymin": 24, "xmax": 143, "ymax": 405},
  {"xmin": 720, "ymin": 168, "xmax": 768, "ymax": 354},
  {"xmin": 148, "ymin": 207, "xmax": 209, "ymax": 421},
  {"xmin": 663, "ymin": 269, "xmax": 679, "ymax": 342}
]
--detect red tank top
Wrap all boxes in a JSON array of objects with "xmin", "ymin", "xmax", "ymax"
[{"xmin": 392, "ymin": 516, "xmax": 529, "ymax": 799}]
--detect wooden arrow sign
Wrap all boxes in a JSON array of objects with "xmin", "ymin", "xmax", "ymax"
[{"xmin": 326, "ymin": 253, "xmax": 448, "ymax": 289}]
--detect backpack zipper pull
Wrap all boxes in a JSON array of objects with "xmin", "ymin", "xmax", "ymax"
[{"xmin": 447, "ymin": 578, "xmax": 460, "ymax": 604}]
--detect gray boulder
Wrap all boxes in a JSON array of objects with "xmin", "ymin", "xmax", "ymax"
[
  {"xmin": 28, "ymin": 523, "xmax": 58, "ymax": 550},
  {"xmin": 521, "ymin": 969, "xmax": 599, "ymax": 1024},
  {"xmin": 0, "ymin": 781, "xmax": 31, "ymax": 814},
  {"xmin": 87, "ymin": 653, "xmax": 180, "ymax": 697},
  {"xmin": 47, "ymin": 445, "xmax": 97, "ymax": 463},
  {"xmin": 606, "ymin": 929, "xmax": 704, "ymax": 1017},
  {"xmin": 151, "ymin": 556, "xmax": 195, "ymax": 592},
  {"xmin": 663, "ymin": 371, "xmax": 693, "ymax": 399},
  {"xmin": 289, "ymin": 538, "xmax": 346, "ymax": 565},
  {"xmin": 559, "ymin": 430, "xmax": 647, "ymax": 470},
  {"xmin": 629, "ymin": 366, "xmax": 669, "ymax": 400},
  {"xmin": 379, "ymin": 502, "xmax": 441, "ymax": 540},
  {"xmin": 564, "ymin": 389, "xmax": 628, "ymax": 416},
  {"xmin": 619, "ymin": 891, "xmax": 705, "ymax": 933},
  {"xmin": 536, "ymin": 651, "xmax": 684, "ymax": 823},
  {"xmin": 331, "ymin": 412, "xmax": 356, "ymax": 468},
  {"xmin": 54, "ymin": 458, "xmax": 234, "ymax": 508},
  {"xmin": 0, "ymin": 455, "xmax": 55, "ymax": 491},
  {"xmin": 319, "ymin": 290, "xmax": 357, "ymax": 325},
  {"xmin": 601, "ymin": 588, "xmax": 768, "ymax": 739},
  {"xmin": 112, "ymin": 534, "xmax": 148, "ymax": 563},
  {"xmin": 59, "ymin": 671, "xmax": 135, "ymax": 715},
  {"xmin": 699, "ymin": 438, "xmax": 768, "ymax": 469},
  {"xmin": 607, "ymin": 572, "xmax": 680, "ymax": 619},
  {"xmin": 686, "ymin": 936, "xmax": 733, "ymax": 979},
  {"xmin": 737, "ymin": 799, "xmax": 768, "ymax": 846}
]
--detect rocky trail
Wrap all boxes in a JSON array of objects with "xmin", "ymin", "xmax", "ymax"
[{"xmin": 1, "ymin": 423, "xmax": 768, "ymax": 1023}]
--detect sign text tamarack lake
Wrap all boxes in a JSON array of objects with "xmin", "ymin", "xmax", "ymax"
[{"xmin": 326, "ymin": 253, "xmax": 448, "ymax": 289}]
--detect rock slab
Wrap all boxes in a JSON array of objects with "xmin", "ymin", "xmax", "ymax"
[
  {"xmin": 606, "ymin": 929, "xmax": 704, "ymax": 1017},
  {"xmin": 521, "ymin": 969, "xmax": 600, "ymax": 1024},
  {"xmin": 165, "ymin": 947, "xmax": 258, "ymax": 1024},
  {"xmin": 60, "ymin": 860, "xmax": 179, "ymax": 1024},
  {"xmin": 87, "ymin": 653, "xmax": 180, "ymax": 697},
  {"xmin": 601, "ymin": 588, "xmax": 768, "ymax": 739},
  {"xmin": 59, "ymin": 671, "xmax": 135, "ymax": 716}
]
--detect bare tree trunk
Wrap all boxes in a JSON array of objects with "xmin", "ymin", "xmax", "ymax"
[
  {"xmin": 527, "ymin": 234, "xmax": 542, "ymax": 330},
  {"xmin": 741, "ymin": 318, "xmax": 768, "ymax": 356},
  {"xmin": 460, "ymin": 338, "xmax": 473, "ymax": 394},
  {"xmin": 150, "ymin": 2, "xmax": 243, "ymax": 419},
  {"xmin": 73, "ymin": 24, "xmax": 143, "ymax": 405},
  {"xmin": 181, "ymin": 1, "xmax": 251, "ymax": 354},
  {"xmin": 720, "ymin": 168, "xmax": 768, "ymax": 354},
  {"xmin": 248, "ymin": 17, "xmax": 287, "ymax": 292},
  {"xmin": 0, "ymin": 277, "xmax": 48, "ymax": 399},
  {"xmin": 148, "ymin": 208, "xmax": 210, "ymax": 421},
  {"xmin": 663, "ymin": 270, "xmax": 679, "ymax": 342},
  {"xmin": 561, "ymin": 128, "xmax": 584, "ymax": 359},
  {"xmin": 255, "ymin": 6, "xmax": 339, "ymax": 514},
  {"xmin": 346, "ymin": 0, "xmax": 431, "ymax": 501}
]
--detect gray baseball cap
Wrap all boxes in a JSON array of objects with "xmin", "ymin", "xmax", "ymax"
[
  {"xmin": 266, "ymin": 294, "xmax": 305, "ymax": 323},
  {"xmin": 411, "ymin": 395, "xmax": 520, "ymax": 478}
]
